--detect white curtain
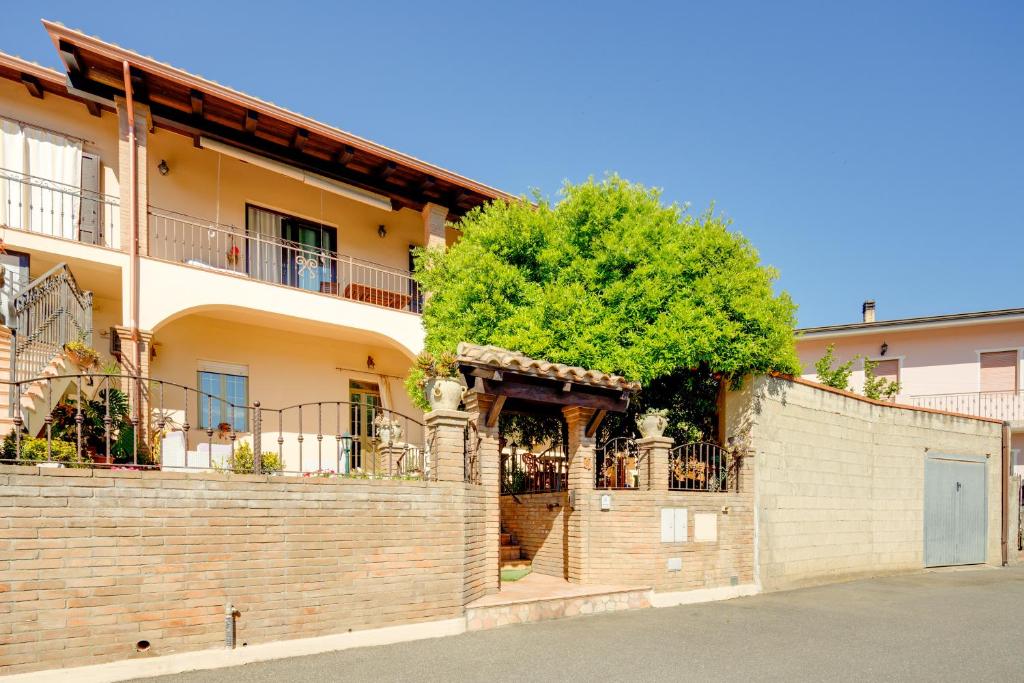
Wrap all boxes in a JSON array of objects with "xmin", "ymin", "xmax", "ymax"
[
  {"xmin": 0, "ymin": 119, "xmax": 26, "ymax": 230},
  {"xmin": 25, "ymin": 126, "xmax": 82, "ymax": 239},
  {"xmin": 247, "ymin": 205, "xmax": 283, "ymax": 284}
]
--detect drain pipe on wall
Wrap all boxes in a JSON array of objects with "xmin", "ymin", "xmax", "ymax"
[
  {"xmin": 1002, "ymin": 421, "xmax": 1011, "ymax": 566},
  {"xmin": 122, "ymin": 61, "xmax": 143, "ymax": 406}
]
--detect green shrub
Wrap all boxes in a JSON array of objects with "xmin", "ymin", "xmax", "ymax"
[
  {"xmin": 2, "ymin": 432, "xmax": 89, "ymax": 468},
  {"xmin": 216, "ymin": 442, "xmax": 283, "ymax": 474}
]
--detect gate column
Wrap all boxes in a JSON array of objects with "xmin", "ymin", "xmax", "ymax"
[{"xmin": 563, "ymin": 405, "xmax": 596, "ymax": 584}]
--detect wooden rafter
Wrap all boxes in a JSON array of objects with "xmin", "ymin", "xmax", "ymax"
[
  {"xmin": 244, "ymin": 109, "xmax": 259, "ymax": 133},
  {"xmin": 486, "ymin": 395, "xmax": 506, "ymax": 428},
  {"xmin": 20, "ymin": 74, "xmax": 43, "ymax": 99},
  {"xmin": 190, "ymin": 89, "xmax": 204, "ymax": 118}
]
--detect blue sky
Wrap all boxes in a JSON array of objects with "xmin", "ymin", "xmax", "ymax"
[{"xmin": 2, "ymin": 1, "xmax": 1020, "ymax": 327}]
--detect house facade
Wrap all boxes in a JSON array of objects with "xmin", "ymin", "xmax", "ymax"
[
  {"xmin": 0, "ymin": 22, "xmax": 515, "ymax": 472},
  {"xmin": 796, "ymin": 300, "xmax": 1024, "ymax": 471}
]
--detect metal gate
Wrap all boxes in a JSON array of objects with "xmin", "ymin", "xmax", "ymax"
[{"xmin": 924, "ymin": 453, "xmax": 987, "ymax": 567}]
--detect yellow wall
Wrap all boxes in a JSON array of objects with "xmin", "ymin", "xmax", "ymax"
[{"xmin": 146, "ymin": 129, "xmax": 425, "ymax": 272}]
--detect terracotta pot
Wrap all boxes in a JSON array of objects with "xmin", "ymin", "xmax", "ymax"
[
  {"xmin": 637, "ymin": 412, "xmax": 668, "ymax": 438},
  {"xmin": 64, "ymin": 347, "xmax": 97, "ymax": 368},
  {"xmin": 425, "ymin": 377, "xmax": 464, "ymax": 411}
]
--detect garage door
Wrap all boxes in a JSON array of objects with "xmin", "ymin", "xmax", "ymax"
[{"xmin": 924, "ymin": 453, "xmax": 987, "ymax": 567}]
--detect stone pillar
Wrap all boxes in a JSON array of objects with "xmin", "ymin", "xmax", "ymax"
[
  {"xmin": 116, "ymin": 96, "xmax": 149, "ymax": 254},
  {"xmin": 421, "ymin": 203, "xmax": 448, "ymax": 250},
  {"xmin": 563, "ymin": 405, "xmax": 596, "ymax": 584},
  {"xmin": 637, "ymin": 436, "xmax": 673, "ymax": 491},
  {"xmin": 424, "ymin": 408, "xmax": 470, "ymax": 482},
  {"xmin": 113, "ymin": 326, "xmax": 153, "ymax": 451},
  {"xmin": 465, "ymin": 391, "xmax": 501, "ymax": 597}
]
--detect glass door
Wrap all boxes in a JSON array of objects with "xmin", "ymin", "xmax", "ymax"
[{"xmin": 349, "ymin": 381, "xmax": 381, "ymax": 472}]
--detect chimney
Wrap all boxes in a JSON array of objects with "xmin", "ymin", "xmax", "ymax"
[{"xmin": 862, "ymin": 300, "xmax": 876, "ymax": 323}]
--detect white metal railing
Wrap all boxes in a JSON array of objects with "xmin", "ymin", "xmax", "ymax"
[
  {"xmin": 907, "ymin": 391, "xmax": 1024, "ymax": 422},
  {"xmin": 0, "ymin": 167, "xmax": 119, "ymax": 248},
  {"xmin": 147, "ymin": 208, "xmax": 423, "ymax": 314},
  {"xmin": 12, "ymin": 263, "xmax": 93, "ymax": 383}
]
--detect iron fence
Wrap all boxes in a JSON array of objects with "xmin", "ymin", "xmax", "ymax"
[
  {"xmin": 0, "ymin": 372, "xmax": 430, "ymax": 480},
  {"xmin": 596, "ymin": 437, "xmax": 641, "ymax": 489},
  {"xmin": 501, "ymin": 442, "xmax": 566, "ymax": 495},
  {"xmin": 907, "ymin": 391, "xmax": 1024, "ymax": 423},
  {"xmin": 669, "ymin": 441, "xmax": 729, "ymax": 492},
  {"xmin": 148, "ymin": 208, "xmax": 422, "ymax": 314},
  {"xmin": 0, "ymin": 167, "xmax": 118, "ymax": 247}
]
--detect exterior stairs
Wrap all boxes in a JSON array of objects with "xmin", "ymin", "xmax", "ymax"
[
  {"xmin": 18, "ymin": 352, "xmax": 86, "ymax": 438},
  {"xmin": 500, "ymin": 529, "xmax": 532, "ymax": 571}
]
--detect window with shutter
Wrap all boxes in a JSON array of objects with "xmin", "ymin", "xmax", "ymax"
[
  {"xmin": 980, "ymin": 351, "xmax": 1018, "ymax": 393},
  {"xmin": 871, "ymin": 359, "xmax": 899, "ymax": 384}
]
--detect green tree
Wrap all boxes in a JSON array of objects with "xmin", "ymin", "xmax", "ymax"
[
  {"xmin": 862, "ymin": 358, "xmax": 901, "ymax": 401},
  {"xmin": 814, "ymin": 344, "xmax": 856, "ymax": 391},
  {"xmin": 409, "ymin": 176, "xmax": 799, "ymax": 440}
]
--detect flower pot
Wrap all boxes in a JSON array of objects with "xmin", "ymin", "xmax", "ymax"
[
  {"xmin": 63, "ymin": 346, "xmax": 98, "ymax": 369},
  {"xmin": 376, "ymin": 422, "xmax": 403, "ymax": 445},
  {"xmin": 637, "ymin": 412, "xmax": 668, "ymax": 438},
  {"xmin": 425, "ymin": 377, "xmax": 464, "ymax": 411}
]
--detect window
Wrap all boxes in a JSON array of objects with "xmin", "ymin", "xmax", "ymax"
[
  {"xmin": 349, "ymin": 380, "xmax": 381, "ymax": 471},
  {"xmin": 980, "ymin": 351, "xmax": 1018, "ymax": 393},
  {"xmin": 198, "ymin": 363, "xmax": 249, "ymax": 432},
  {"xmin": 871, "ymin": 359, "xmax": 899, "ymax": 384},
  {"xmin": 246, "ymin": 205, "xmax": 338, "ymax": 292}
]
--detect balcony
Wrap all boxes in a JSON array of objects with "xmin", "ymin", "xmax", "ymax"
[
  {"xmin": 906, "ymin": 391, "xmax": 1024, "ymax": 423},
  {"xmin": 147, "ymin": 208, "xmax": 422, "ymax": 314},
  {"xmin": 0, "ymin": 167, "xmax": 119, "ymax": 248}
]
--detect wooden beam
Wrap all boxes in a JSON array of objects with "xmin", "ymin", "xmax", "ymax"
[
  {"xmin": 129, "ymin": 68, "xmax": 148, "ymax": 102},
  {"xmin": 585, "ymin": 409, "xmax": 607, "ymax": 438},
  {"xmin": 479, "ymin": 378, "xmax": 628, "ymax": 412},
  {"xmin": 418, "ymin": 176, "xmax": 437, "ymax": 193},
  {"xmin": 336, "ymin": 145, "xmax": 355, "ymax": 165},
  {"xmin": 292, "ymin": 129, "xmax": 309, "ymax": 152},
  {"xmin": 244, "ymin": 109, "xmax": 259, "ymax": 133},
  {"xmin": 85, "ymin": 100, "xmax": 101, "ymax": 117},
  {"xmin": 562, "ymin": 382, "xmax": 572, "ymax": 393},
  {"xmin": 58, "ymin": 40, "xmax": 82, "ymax": 76},
  {"xmin": 190, "ymin": 90, "xmax": 204, "ymax": 118},
  {"xmin": 377, "ymin": 161, "xmax": 396, "ymax": 180},
  {"xmin": 449, "ymin": 189, "xmax": 469, "ymax": 207},
  {"xmin": 21, "ymin": 75, "xmax": 43, "ymax": 99},
  {"xmin": 485, "ymin": 395, "xmax": 506, "ymax": 428}
]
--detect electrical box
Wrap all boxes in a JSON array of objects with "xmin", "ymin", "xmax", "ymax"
[
  {"xmin": 600, "ymin": 494, "xmax": 612, "ymax": 511},
  {"xmin": 667, "ymin": 557, "xmax": 682, "ymax": 572}
]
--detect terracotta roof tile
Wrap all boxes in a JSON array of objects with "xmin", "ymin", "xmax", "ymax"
[{"xmin": 456, "ymin": 343, "xmax": 641, "ymax": 392}]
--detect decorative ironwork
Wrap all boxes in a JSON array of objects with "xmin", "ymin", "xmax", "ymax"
[
  {"xmin": 669, "ymin": 442, "xmax": 728, "ymax": 492},
  {"xmin": 596, "ymin": 437, "xmax": 641, "ymax": 489},
  {"xmin": 501, "ymin": 441, "xmax": 566, "ymax": 495},
  {"xmin": 463, "ymin": 420, "xmax": 482, "ymax": 485}
]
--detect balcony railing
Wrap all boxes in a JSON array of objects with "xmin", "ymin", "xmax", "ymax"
[
  {"xmin": 907, "ymin": 391, "xmax": 1024, "ymax": 422},
  {"xmin": 147, "ymin": 208, "xmax": 423, "ymax": 314},
  {"xmin": 0, "ymin": 167, "xmax": 119, "ymax": 248}
]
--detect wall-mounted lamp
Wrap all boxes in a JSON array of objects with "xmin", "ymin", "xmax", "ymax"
[
  {"xmin": 157, "ymin": 159, "xmax": 170, "ymax": 176},
  {"xmin": 377, "ymin": 224, "xmax": 387, "ymax": 238},
  {"xmin": 880, "ymin": 342, "xmax": 888, "ymax": 356},
  {"xmin": 367, "ymin": 355, "xmax": 376, "ymax": 370}
]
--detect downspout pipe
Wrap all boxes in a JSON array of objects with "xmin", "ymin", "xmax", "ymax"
[
  {"xmin": 1002, "ymin": 421, "xmax": 1010, "ymax": 566},
  {"xmin": 123, "ymin": 62, "xmax": 143, "ymax": 420}
]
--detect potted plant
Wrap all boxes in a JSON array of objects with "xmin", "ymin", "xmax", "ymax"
[
  {"xmin": 373, "ymin": 412, "xmax": 403, "ymax": 445},
  {"xmin": 63, "ymin": 336, "xmax": 100, "ymax": 369},
  {"xmin": 415, "ymin": 351, "xmax": 464, "ymax": 411},
  {"xmin": 226, "ymin": 244, "xmax": 241, "ymax": 266},
  {"xmin": 636, "ymin": 408, "xmax": 669, "ymax": 438}
]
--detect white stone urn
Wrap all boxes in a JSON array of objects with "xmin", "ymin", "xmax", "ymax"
[
  {"xmin": 374, "ymin": 415, "xmax": 403, "ymax": 445},
  {"xmin": 425, "ymin": 377, "xmax": 465, "ymax": 411},
  {"xmin": 636, "ymin": 411, "xmax": 668, "ymax": 438}
]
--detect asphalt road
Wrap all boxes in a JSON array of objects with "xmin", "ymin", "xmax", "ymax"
[{"xmin": 143, "ymin": 566, "xmax": 1024, "ymax": 682}]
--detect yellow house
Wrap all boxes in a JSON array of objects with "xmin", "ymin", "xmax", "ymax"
[{"xmin": 0, "ymin": 21, "xmax": 513, "ymax": 472}]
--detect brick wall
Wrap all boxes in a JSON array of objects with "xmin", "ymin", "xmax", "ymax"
[
  {"xmin": 0, "ymin": 467, "xmax": 475, "ymax": 675},
  {"xmin": 738, "ymin": 375, "xmax": 1004, "ymax": 591},
  {"xmin": 499, "ymin": 493, "xmax": 565, "ymax": 578}
]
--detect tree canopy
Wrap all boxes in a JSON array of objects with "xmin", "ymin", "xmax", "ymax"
[{"xmin": 409, "ymin": 176, "xmax": 799, "ymax": 437}]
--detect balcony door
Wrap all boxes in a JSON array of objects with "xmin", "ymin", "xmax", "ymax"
[{"xmin": 246, "ymin": 205, "xmax": 337, "ymax": 292}]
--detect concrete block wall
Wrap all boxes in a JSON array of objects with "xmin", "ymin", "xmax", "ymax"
[
  {"xmin": 499, "ymin": 493, "xmax": 565, "ymax": 578},
  {"xmin": 741, "ymin": 375, "xmax": 1004, "ymax": 591},
  {"xmin": 0, "ymin": 466, "xmax": 473, "ymax": 675}
]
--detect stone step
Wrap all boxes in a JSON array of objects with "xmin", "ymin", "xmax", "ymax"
[
  {"xmin": 500, "ymin": 559, "xmax": 532, "ymax": 571},
  {"xmin": 500, "ymin": 545, "xmax": 522, "ymax": 562},
  {"xmin": 466, "ymin": 586, "xmax": 651, "ymax": 631}
]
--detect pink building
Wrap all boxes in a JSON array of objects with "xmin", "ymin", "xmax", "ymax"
[{"xmin": 795, "ymin": 301, "xmax": 1024, "ymax": 470}]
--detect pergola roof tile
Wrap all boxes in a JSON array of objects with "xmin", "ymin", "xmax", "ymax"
[{"xmin": 457, "ymin": 343, "xmax": 641, "ymax": 392}]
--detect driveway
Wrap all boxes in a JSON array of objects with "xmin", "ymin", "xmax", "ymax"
[{"xmin": 142, "ymin": 566, "xmax": 1024, "ymax": 682}]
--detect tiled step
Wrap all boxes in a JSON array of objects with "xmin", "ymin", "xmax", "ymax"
[
  {"xmin": 501, "ymin": 560, "xmax": 532, "ymax": 571},
  {"xmin": 500, "ymin": 545, "xmax": 522, "ymax": 562},
  {"xmin": 466, "ymin": 586, "xmax": 651, "ymax": 631}
]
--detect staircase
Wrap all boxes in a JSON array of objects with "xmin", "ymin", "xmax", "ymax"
[
  {"xmin": 4, "ymin": 263, "xmax": 94, "ymax": 436},
  {"xmin": 500, "ymin": 529, "xmax": 531, "ymax": 571}
]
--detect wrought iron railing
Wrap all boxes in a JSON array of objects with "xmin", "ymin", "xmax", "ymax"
[
  {"xmin": 0, "ymin": 167, "xmax": 119, "ymax": 247},
  {"xmin": 596, "ymin": 437, "xmax": 641, "ymax": 489},
  {"xmin": 11, "ymin": 263, "xmax": 93, "ymax": 383},
  {"xmin": 1, "ymin": 372, "xmax": 430, "ymax": 480},
  {"xmin": 907, "ymin": 391, "xmax": 1024, "ymax": 423},
  {"xmin": 501, "ymin": 442, "xmax": 566, "ymax": 495},
  {"xmin": 148, "ymin": 208, "xmax": 423, "ymax": 314},
  {"xmin": 669, "ymin": 441, "xmax": 729, "ymax": 492}
]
